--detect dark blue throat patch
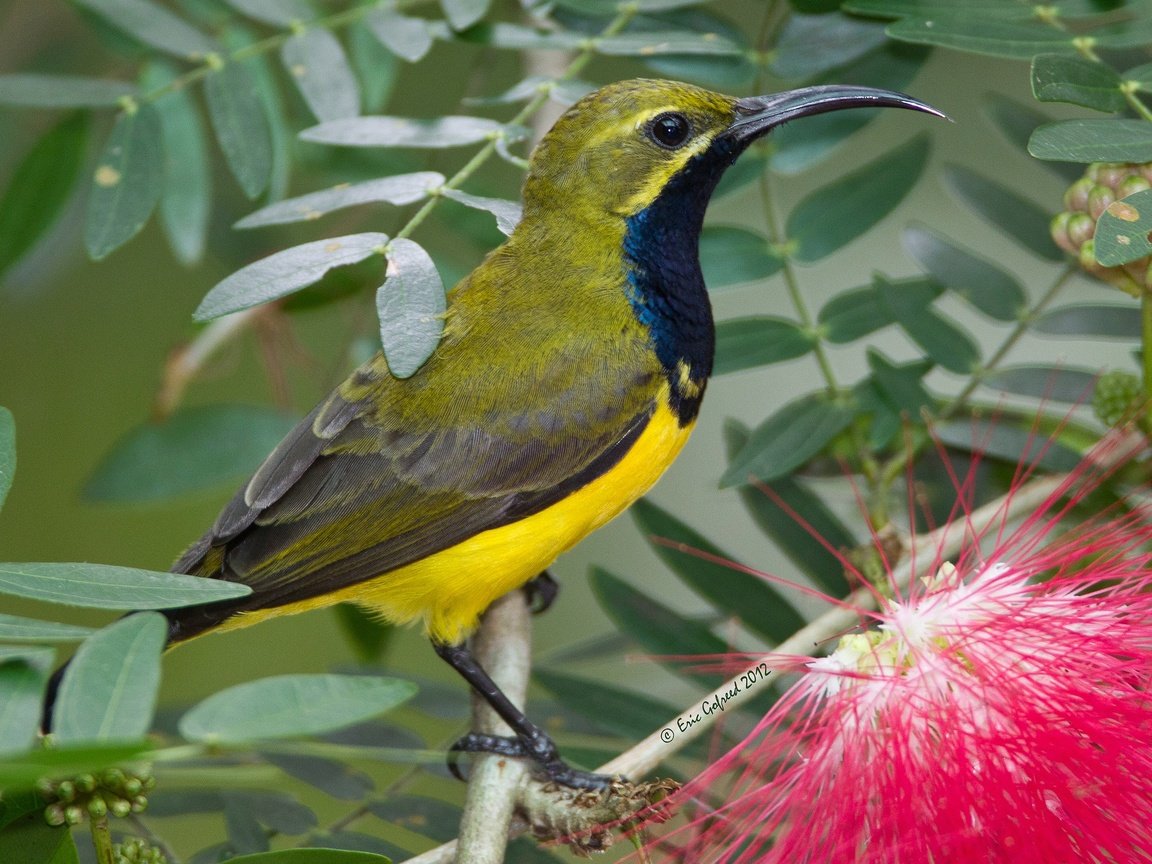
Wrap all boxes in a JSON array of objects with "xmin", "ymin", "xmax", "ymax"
[{"xmin": 623, "ymin": 141, "xmax": 738, "ymax": 425}]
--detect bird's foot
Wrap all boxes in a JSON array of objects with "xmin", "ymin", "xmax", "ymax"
[
  {"xmin": 522, "ymin": 571, "xmax": 559, "ymax": 615},
  {"xmin": 448, "ymin": 730, "xmax": 617, "ymax": 791}
]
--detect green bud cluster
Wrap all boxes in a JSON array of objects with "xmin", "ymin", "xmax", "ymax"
[
  {"xmin": 113, "ymin": 837, "xmax": 168, "ymax": 864},
  {"xmin": 1093, "ymin": 369, "xmax": 1144, "ymax": 428},
  {"xmin": 37, "ymin": 766, "xmax": 155, "ymax": 827},
  {"xmin": 1051, "ymin": 162, "xmax": 1152, "ymax": 295}
]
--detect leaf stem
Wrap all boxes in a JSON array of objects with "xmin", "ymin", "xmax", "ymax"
[{"xmin": 91, "ymin": 815, "xmax": 116, "ymax": 864}]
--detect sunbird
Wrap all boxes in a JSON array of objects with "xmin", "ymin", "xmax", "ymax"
[{"xmin": 49, "ymin": 79, "xmax": 941, "ymax": 788}]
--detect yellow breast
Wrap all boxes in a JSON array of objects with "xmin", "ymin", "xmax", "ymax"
[{"xmin": 218, "ymin": 384, "xmax": 694, "ymax": 645}]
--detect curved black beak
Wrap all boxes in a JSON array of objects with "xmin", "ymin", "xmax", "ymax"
[{"xmin": 723, "ymin": 85, "xmax": 947, "ymax": 144}]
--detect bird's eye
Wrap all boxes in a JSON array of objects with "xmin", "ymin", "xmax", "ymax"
[{"xmin": 647, "ymin": 112, "xmax": 691, "ymax": 149}]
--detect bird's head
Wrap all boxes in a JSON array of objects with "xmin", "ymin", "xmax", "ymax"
[{"xmin": 523, "ymin": 77, "xmax": 943, "ymax": 225}]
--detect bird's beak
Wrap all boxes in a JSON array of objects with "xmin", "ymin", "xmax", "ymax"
[{"xmin": 723, "ymin": 85, "xmax": 946, "ymax": 144}]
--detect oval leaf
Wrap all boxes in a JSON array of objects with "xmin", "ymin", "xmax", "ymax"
[
  {"xmin": 819, "ymin": 283, "xmax": 897, "ymax": 344},
  {"xmin": 73, "ymin": 0, "xmax": 216, "ymax": 58},
  {"xmin": 1094, "ymin": 188, "xmax": 1152, "ymax": 266},
  {"xmin": 935, "ymin": 416, "xmax": 1083, "ymax": 472},
  {"xmin": 224, "ymin": 0, "xmax": 312, "ymax": 26},
  {"xmin": 85, "ymin": 104, "xmax": 164, "ymax": 260},
  {"xmin": 0, "ymin": 407, "xmax": 13, "ymax": 512},
  {"xmin": 349, "ymin": 20, "xmax": 399, "ymax": 113},
  {"xmin": 0, "ymin": 562, "xmax": 251, "ymax": 609},
  {"xmin": 0, "ymin": 74, "xmax": 134, "ymax": 107},
  {"xmin": 887, "ymin": 15, "xmax": 1076, "ymax": 58},
  {"xmin": 0, "ymin": 742, "xmax": 152, "ymax": 788},
  {"xmin": 876, "ymin": 275, "xmax": 980, "ymax": 373},
  {"xmin": 1031, "ymin": 53, "xmax": 1125, "ymax": 113},
  {"xmin": 0, "ymin": 660, "xmax": 48, "ymax": 755},
  {"xmin": 224, "ymin": 26, "xmax": 292, "ymax": 202},
  {"xmin": 179, "ymin": 674, "xmax": 417, "ymax": 743},
  {"xmin": 771, "ymin": 12, "xmax": 888, "ymax": 79},
  {"xmin": 84, "ymin": 405, "xmax": 298, "ymax": 503},
  {"xmin": 721, "ymin": 393, "xmax": 858, "ymax": 487},
  {"xmin": 1029, "ymin": 119, "xmax": 1152, "ymax": 164},
  {"xmin": 714, "ymin": 316, "xmax": 813, "ymax": 375},
  {"xmin": 1032, "ymin": 304, "xmax": 1140, "ymax": 338},
  {"xmin": 196, "ymin": 232, "xmax": 388, "ymax": 320},
  {"xmin": 442, "ymin": 0, "xmax": 489, "ymax": 30},
  {"xmin": 535, "ymin": 668, "xmax": 679, "ymax": 741},
  {"xmin": 237, "ymin": 173, "xmax": 443, "ymax": 229},
  {"xmin": 377, "ymin": 239, "xmax": 445, "ymax": 378},
  {"xmin": 596, "ymin": 31, "xmax": 743, "ymax": 56},
  {"xmin": 982, "ymin": 92, "xmax": 1082, "ymax": 183},
  {"xmin": 902, "ymin": 224, "xmax": 1026, "ymax": 321},
  {"xmin": 440, "ymin": 189, "xmax": 522, "ymax": 236},
  {"xmin": 301, "ymin": 115, "xmax": 502, "ymax": 148},
  {"xmin": 365, "ymin": 794, "xmax": 461, "ymax": 842},
  {"xmin": 365, "ymin": 8, "xmax": 434, "ymax": 62},
  {"xmin": 206, "ymin": 60, "xmax": 273, "ymax": 199},
  {"xmin": 53, "ymin": 613, "xmax": 166, "ymax": 743},
  {"xmin": 700, "ymin": 226, "xmax": 781, "ymax": 288},
  {"xmin": 0, "ymin": 614, "xmax": 95, "ymax": 643},
  {"xmin": 632, "ymin": 498, "xmax": 804, "ymax": 642},
  {"xmin": 282, "ymin": 29, "xmax": 360, "ymax": 123},
  {"xmin": 942, "ymin": 164, "xmax": 1062, "ymax": 261},
  {"xmin": 982, "ymin": 365, "xmax": 1097, "ymax": 402},
  {"xmin": 788, "ymin": 132, "xmax": 929, "ymax": 263}
]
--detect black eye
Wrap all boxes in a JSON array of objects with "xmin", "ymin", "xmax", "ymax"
[{"xmin": 648, "ymin": 112, "xmax": 691, "ymax": 149}]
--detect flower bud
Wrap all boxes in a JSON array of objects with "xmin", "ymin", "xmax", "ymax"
[
  {"xmin": 1093, "ymin": 369, "xmax": 1142, "ymax": 427},
  {"xmin": 110, "ymin": 797, "xmax": 132, "ymax": 818},
  {"xmin": 64, "ymin": 805, "xmax": 84, "ymax": 825},
  {"xmin": 56, "ymin": 781, "xmax": 75, "ymax": 803},
  {"xmin": 87, "ymin": 796, "xmax": 108, "ymax": 819},
  {"xmin": 1093, "ymin": 163, "xmax": 1130, "ymax": 189},
  {"xmin": 1067, "ymin": 213, "xmax": 1095, "ymax": 248},
  {"xmin": 44, "ymin": 804, "xmax": 67, "ymax": 827},
  {"xmin": 1064, "ymin": 177, "xmax": 1095, "ymax": 211},
  {"xmin": 1089, "ymin": 185, "xmax": 1116, "ymax": 220},
  {"xmin": 1079, "ymin": 239, "xmax": 1099, "ymax": 268},
  {"xmin": 1117, "ymin": 175, "xmax": 1151, "ymax": 199}
]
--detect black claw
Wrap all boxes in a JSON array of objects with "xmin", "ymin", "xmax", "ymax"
[
  {"xmin": 522, "ymin": 570, "xmax": 559, "ymax": 615},
  {"xmin": 445, "ymin": 731, "xmax": 619, "ymax": 790}
]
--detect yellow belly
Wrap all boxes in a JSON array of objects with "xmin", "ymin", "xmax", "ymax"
[{"xmin": 217, "ymin": 388, "xmax": 694, "ymax": 645}]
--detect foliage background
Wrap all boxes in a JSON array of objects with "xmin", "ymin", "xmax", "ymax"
[{"xmin": 0, "ymin": 0, "xmax": 1147, "ymax": 861}]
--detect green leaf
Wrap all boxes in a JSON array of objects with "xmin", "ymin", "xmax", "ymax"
[
  {"xmin": 588, "ymin": 568, "xmax": 727, "ymax": 684},
  {"xmin": 195, "ymin": 232, "xmax": 387, "ymax": 320},
  {"xmin": 700, "ymin": 226, "xmax": 781, "ymax": 288},
  {"xmin": 887, "ymin": 16, "xmax": 1076, "ymax": 58},
  {"xmin": 0, "ymin": 562, "xmax": 251, "ymax": 609},
  {"xmin": 723, "ymin": 419, "xmax": 854, "ymax": 597},
  {"xmin": 0, "ymin": 114, "xmax": 87, "ymax": 278},
  {"xmin": 301, "ymin": 115, "xmax": 503, "ymax": 149},
  {"xmin": 982, "ymin": 365, "xmax": 1097, "ymax": 402},
  {"xmin": 788, "ymin": 133, "xmax": 930, "ymax": 263},
  {"xmin": 205, "ymin": 60, "xmax": 274, "ymax": 198},
  {"xmin": 0, "ymin": 74, "xmax": 134, "ymax": 106},
  {"xmin": 721, "ymin": 393, "xmax": 857, "ymax": 487},
  {"xmin": 770, "ymin": 13, "xmax": 889, "ymax": 79},
  {"xmin": 819, "ymin": 285, "xmax": 891, "ymax": 343},
  {"xmin": 72, "ymin": 0, "xmax": 216, "ymax": 58},
  {"xmin": 875, "ymin": 274, "xmax": 980, "ymax": 373},
  {"xmin": 282, "ymin": 29, "xmax": 360, "ymax": 123},
  {"xmin": 377, "ymin": 239, "xmax": 445, "ymax": 379},
  {"xmin": 981, "ymin": 93, "xmax": 1081, "ymax": 182},
  {"xmin": 144, "ymin": 64, "xmax": 211, "ymax": 266},
  {"xmin": 843, "ymin": 0, "xmax": 1034, "ymax": 15},
  {"xmin": 442, "ymin": 0, "xmax": 489, "ymax": 30},
  {"xmin": 262, "ymin": 752, "xmax": 374, "ymax": 801},
  {"xmin": 0, "ymin": 615, "xmax": 94, "ymax": 642},
  {"xmin": 223, "ymin": 26, "xmax": 291, "ymax": 202},
  {"xmin": 457, "ymin": 22, "xmax": 584, "ymax": 51},
  {"xmin": 0, "ymin": 809, "xmax": 79, "ymax": 864},
  {"xmin": 0, "ymin": 743, "xmax": 152, "ymax": 787},
  {"xmin": 237, "ymin": 173, "xmax": 443, "ymax": 229},
  {"xmin": 53, "ymin": 613, "xmax": 166, "ymax": 743},
  {"xmin": 179, "ymin": 674, "xmax": 417, "ymax": 743},
  {"xmin": 596, "ymin": 31, "xmax": 743, "ymax": 56},
  {"xmin": 223, "ymin": 0, "xmax": 312, "ymax": 27},
  {"xmin": 440, "ymin": 189, "xmax": 522, "ymax": 236},
  {"xmin": 365, "ymin": 795, "xmax": 461, "ymax": 842},
  {"xmin": 1031, "ymin": 53, "xmax": 1125, "ymax": 113},
  {"xmin": 535, "ymin": 668, "xmax": 678, "ymax": 740},
  {"xmin": 1093, "ymin": 188, "xmax": 1152, "ymax": 266},
  {"xmin": 364, "ymin": 9, "xmax": 433, "ymax": 63},
  {"xmin": 771, "ymin": 44, "xmax": 930, "ymax": 175},
  {"xmin": 0, "ymin": 661, "xmax": 47, "ymax": 755},
  {"xmin": 714, "ymin": 317, "xmax": 813, "ymax": 375},
  {"xmin": 942, "ymin": 164, "xmax": 1062, "ymax": 261},
  {"xmin": 333, "ymin": 605, "xmax": 393, "ymax": 665},
  {"xmin": 348, "ymin": 21, "xmax": 399, "ymax": 113},
  {"xmin": 0, "ymin": 407, "xmax": 13, "ymax": 513},
  {"xmin": 84, "ymin": 104, "xmax": 164, "ymax": 260},
  {"xmin": 632, "ymin": 498, "xmax": 804, "ymax": 642},
  {"xmin": 1029, "ymin": 119, "xmax": 1152, "ymax": 164},
  {"xmin": 935, "ymin": 416, "xmax": 1083, "ymax": 472},
  {"xmin": 223, "ymin": 852, "xmax": 392, "ymax": 864},
  {"xmin": 84, "ymin": 404, "xmax": 298, "ymax": 503},
  {"xmin": 1033, "ymin": 304, "xmax": 1140, "ymax": 338},
  {"xmin": 902, "ymin": 224, "xmax": 1026, "ymax": 321},
  {"xmin": 866, "ymin": 349, "xmax": 935, "ymax": 416}
]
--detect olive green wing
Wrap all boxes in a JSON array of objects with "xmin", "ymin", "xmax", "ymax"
[{"xmin": 168, "ymin": 357, "xmax": 657, "ymax": 640}]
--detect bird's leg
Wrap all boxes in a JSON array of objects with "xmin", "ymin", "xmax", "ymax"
[
  {"xmin": 434, "ymin": 640, "xmax": 617, "ymax": 791},
  {"xmin": 522, "ymin": 570, "xmax": 559, "ymax": 615}
]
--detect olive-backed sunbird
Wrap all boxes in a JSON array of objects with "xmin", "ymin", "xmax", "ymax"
[{"xmin": 47, "ymin": 79, "xmax": 942, "ymax": 788}]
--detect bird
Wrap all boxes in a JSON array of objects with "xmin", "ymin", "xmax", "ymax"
[{"xmin": 46, "ymin": 78, "xmax": 942, "ymax": 789}]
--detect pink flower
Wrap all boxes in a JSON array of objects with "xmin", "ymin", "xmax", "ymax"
[{"xmin": 649, "ymin": 433, "xmax": 1152, "ymax": 863}]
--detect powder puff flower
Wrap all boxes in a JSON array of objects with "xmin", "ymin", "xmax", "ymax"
[{"xmin": 648, "ymin": 433, "xmax": 1152, "ymax": 863}]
